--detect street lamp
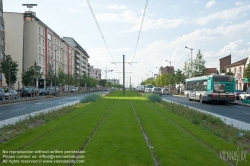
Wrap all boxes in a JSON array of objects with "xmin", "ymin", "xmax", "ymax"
[
  {"xmin": 166, "ymin": 60, "xmax": 171, "ymax": 66},
  {"xmin": 149, "ymin": 71, "xmax": 153, "ymax": 78},
  {"xmin": 54, "ymin": 47, "xmax": 62, "ymax": 95},
  {"xmin": 185, "ymin": 46, "xmax": 193, "ymax": 76}
]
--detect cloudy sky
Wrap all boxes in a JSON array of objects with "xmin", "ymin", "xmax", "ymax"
[{"xmin": 3, "ymin": 0, "xmax": 250, "ymax": 86}]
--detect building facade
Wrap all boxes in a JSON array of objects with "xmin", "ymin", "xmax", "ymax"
[
  {"xmin": 3, "ymin": 11, "xmax": 79, "ymax": 89},
  {"xmin": 225, "ymin": 58, "xmax": 248, "ymax": 90},
  {"xmin": 0, "ymin": 0, "xmax": 5, "ymax": 87},
  {"xmin": 89, "ymin": 66, "xmax": 101, "ymax": 80},
  {"xmin": 63, "ymin": 37, "xmax": 89, "ymax": 76},
  {"xmin": 158, "ymin": 66, "xmax": 174, "ymax": 76},
  {"xmin": 219, "ymin": 54, "xmax": 231, "ymax": 73}
]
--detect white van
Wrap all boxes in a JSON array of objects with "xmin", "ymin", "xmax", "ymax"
[{"xmin": 138, "ymin": 85, "xmax": 145, "ymax": 92}]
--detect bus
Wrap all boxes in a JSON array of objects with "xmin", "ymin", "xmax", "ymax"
[{"xmin": 184, "ymin": 75, "xmax": 236, "ymax": 103}]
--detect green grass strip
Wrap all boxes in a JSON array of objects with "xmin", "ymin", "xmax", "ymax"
[
  {"xmin": 0, "ymin": 98, "xmax": 114, "ymax": 165},
  {"xmin": 79, "ymin": 94, "xmax": 154, "ymax": 166},
  {"xmin": 145, "ymin": 101, "xmax": 250, "ymax": 166},
  {"xmin": 132, "ymin": 98, "xmax": 230, "ymax": 166}
]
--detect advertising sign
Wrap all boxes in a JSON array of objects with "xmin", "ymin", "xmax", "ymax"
[
  {"xmin": 0, "ymin": 73, "xmax": 2, "ymax": 81},
  {"xmin": 214, "ymin": 83, "xmax": 225, "ymax": 93}
]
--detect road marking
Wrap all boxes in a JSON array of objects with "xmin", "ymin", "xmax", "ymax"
[
  {"xmin": 11, "ymin": 108, "xmax": 25, "ymax": 112},
  {"xmin": 244, "ymin": 112, "xmax": 250, "ymax": 115},
  {"xmin": 35, "ymin": 103, "xmax": 43, "ymax": 105}
]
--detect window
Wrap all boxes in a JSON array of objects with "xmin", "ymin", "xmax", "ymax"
[
  {"xmin": 39, "ymin": 37, "xmax": 41, "ymax": 44},
  {"xmin": 43, "ymin": 39, "xmax": 44, "ymax": 46},
  {"xmin": 43, "ymin": 58, "xmax": 44, "ymax": 65},
  {"xmin": 39, "ymin": 27, "xmax": 40, "ymax": 34},
  {"xmin": 39, "ymin": 57, "xmax": 41, "ymax": 64},
  {"xmin": 43, "ymin": 49, "xmax": 44, "ymax": 55},
  {"xmin": 0, "ymin": 10, "xmax": 2, "ymax": 17},
  {"xmin": 39, "ymin": 47, "xmax": 41, "ymax": 54},
  {"xmin": 1, "ymin": 38, "xmax": 4, "ymax": 46},
  {"xmin": 43, "ymin": 30, "xmax": 44, "ymax": 36},
  {"xmin": 48, "ymin": 33, "xmax": 52, "ymax": 40},
  {"xmin": 1, "ymin": 24, "xmax": 4, "ymax": 31}
]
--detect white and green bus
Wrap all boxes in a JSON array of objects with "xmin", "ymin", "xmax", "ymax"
[{"xmin": 184, "ymin": 75, "xmax": 236, "ymax": 103}]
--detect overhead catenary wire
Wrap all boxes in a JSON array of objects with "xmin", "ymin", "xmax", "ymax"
[
  {"xmin": 130, "ymin": 0, "xmax": 149, "ymax": 72},
  {"xmin": 86, "ymin": 0, "xmax": 117, "ymax": 68}
]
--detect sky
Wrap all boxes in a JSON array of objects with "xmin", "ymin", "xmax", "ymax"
[{"xmin": 3, "ymin": 0, "xmax": 250, "ymax": 87}]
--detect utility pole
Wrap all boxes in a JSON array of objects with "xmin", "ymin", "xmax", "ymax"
[{"xmin": 111, "ymin": 55, "xmax": 137, "ymax": 95}]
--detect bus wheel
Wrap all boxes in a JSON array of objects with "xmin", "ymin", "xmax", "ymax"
[
  {"xmin": 187, "ymin": 94, "xmax": 191, "ymax": 101},
  {"xmin": 199, "ymin": 95, "xmax": 203, "ymax": 103}
]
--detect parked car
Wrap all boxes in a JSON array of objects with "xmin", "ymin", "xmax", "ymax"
[
  {"xmin": 235, "ymin": 90, "xmax": 243, "ymax": 100},
  {"xmin": 239, "ymin": 92, "xmax": 250, "ymax": 101},
  {"xmin": 38, "ymin": 88, "xmax": 46, "ymax": 96},
  {"xmin": 4, "ymin": 90, "xmax": 18, "ymax": 99},
  {"xmin": 161, "ymin": 88, "xmax": 171, "ymax": 95},
  {"xmin": 46, "ymin": 87, "xmax": 60, "ymax": 96},
  {"xmin": 21, "ymin": 87, "xmax": 37, "ymax": 97},
  {"xmin": 151, "ymin": 87, "xmax": 162, "ymax": 96},
  {"xmin": 0, "ymin": 88, "xmax": 4, "ymax": 100},
  {"xmin": 71, "ymin": 88, "xmax": 77, "ymax": 93}
]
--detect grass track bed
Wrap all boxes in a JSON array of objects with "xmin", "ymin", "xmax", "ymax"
[
  {"xmin": 0, "ymin": 99, "xmax": 114, "ymax": 165},
  {"xmin": 80, "ymin": 92, "xmax": 154, "ymax": 166},
  {"xmin": 132, "ymin": 99, "xmax": 229, "ymax": 166}
]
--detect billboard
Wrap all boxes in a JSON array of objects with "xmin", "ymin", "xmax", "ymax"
[{"xmin": 214, "ymin": 83, "xmax": 225, "ymax": 93}]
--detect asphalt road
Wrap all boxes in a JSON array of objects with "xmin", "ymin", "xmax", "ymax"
[
  {"xmin": 161, "ymin": 95, "xmax": 250, "ymax": 124},
  {"xmin": 0, "ymin": 92, "xmax": 106, "ymax": 121}
]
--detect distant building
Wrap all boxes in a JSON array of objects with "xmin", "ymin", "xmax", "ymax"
[
  {"xmin": 63, "ymin": 37, "xmax": 89, "ymax": 76},
  {"xmin": 205, "ymin": 68, "xmax": 217, "ymax": 75},
  {"xmin": 158, "ymin": 66, "xmax": 174, "ymax": 76},
  {"xmin": 219, "ymin": 54, "xmax": 231, "ymax": 73},
  {"xmin": 225, "ymin": 58, "xmax": 248, "ymax": 90},
  {"xmin": 89, "ymin": 66, "xmax": 101, "ymax": 80}
]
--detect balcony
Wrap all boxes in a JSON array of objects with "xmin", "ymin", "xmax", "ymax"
[
  {"xmin": 76, "ymin": 60, "xmax": 80, "ymax": 64},
  {"xmin": 76, "ymin": 65, "xmax": 79, "ymax": 68}
]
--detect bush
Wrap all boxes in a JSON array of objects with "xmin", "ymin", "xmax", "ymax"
[
  {"xmin": 81, "ymin": 94, "xmax": 103, "ymax": 103},
  {"xmin": 144, "ymin": 93, "xmax": 162, "ymax": 103}
]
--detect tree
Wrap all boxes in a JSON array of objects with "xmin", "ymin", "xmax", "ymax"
[
  {"xmin": 98, "ymin": 79, "xmax": 107, "ymax": 87},
  {"xmin": 0, "ymin": 54, "xmax": 19, "ymax": 87},
  {"xmin": 225, "ymin": 68, "xmax": 234, "ymax": 76},
  {"xmin": 244, "ymin": 62, "xmax": 250, "ymax": 84},
  {"xmin": 192, "ymin": 50, "xmax": 206, "ymax": 77},
  {"xmin": 174, "ymin": 69, "xmax": 186, "ymax": 94},
  {"xmin": 46, "ymin": 63, "xmax": 55, "ymax": 87},
  {"xmin": 28, "ymin": 61, "xmax": 43, "ymax": 87},
  {"xmin": 57, "ymin": 67, "xmax": 66, "ymax": 95},
  {"xmin": 183, "ymin": 61, "xmax": 192, "ymax": 78}
]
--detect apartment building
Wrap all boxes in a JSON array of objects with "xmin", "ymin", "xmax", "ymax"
[
  {"xmin": 3, "ymin": 11, "xmax": 76, "ymax": 89},
  {"xmin": 0, "ymin": 0, "xmax": 5, "ymax": 87},
  {"xmin": 63, "ymin": 37, "xmax": 89, "ymax": 76},
  {"xmin": 225, "ymin": 58, "xmax": 248, "ymax": 90},
  {"xmin": 89, "ymin": 66, "xmax": 101, "ymax": 80},
  {"xmin": 158, "ymin": 66, "xmax": 174, "ymax": 76}
]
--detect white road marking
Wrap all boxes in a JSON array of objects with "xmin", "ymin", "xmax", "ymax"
[
  {"xmin": 11, "ymin": 108, "xmax": 25, "ymax": 112},
  {"xmin": 35, "ymin": 103, "xmax": 43, "ymax": 105},
  {"xmin": 244, "ymin": 112, "xmax": 250, "ymax": 115}
]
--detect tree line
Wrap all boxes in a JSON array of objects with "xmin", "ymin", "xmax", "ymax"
[{"xmin": 0, "ymin": 54, "xmax": 122, "ymax": 89}]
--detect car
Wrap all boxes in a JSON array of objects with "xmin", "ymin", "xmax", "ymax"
[
  {"xmin": 46, "ymin": 87, "xmax": 60, "ymax": 96},
  {"xmin": 239, "ymin": 92, "xmax": 250, "ymax": 101},
  {"xmin": 235, "ymin": 90, "xmax": 243, "ymax": 100},
  {"xmin": 38, "ymin": 88, "xmax": 46, "ymax": 96},
  {"xmin": 4, "ymin": 90, "xmax": 18, "ymax": 99},
  {"xmin": 161, "ymin": 88, "xmax": 171, "ymax": 95},
  {"xmin": 0, "ymin": 88, "xmax": 4, "ymax": 100},
  {"xmin": 151, "ymin": 87, "xmax": 162, "ymax": 96},
  {"xmin": 144, "ymin": 88, "xmax": 149, "ymax": 93},
  {"xmin": 21, "ymin": 87, "xmax": 39, "ymax": 97}
]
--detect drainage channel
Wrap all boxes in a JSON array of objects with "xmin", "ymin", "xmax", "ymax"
[
  {"xmin": 145, "ymin": 101, "xmax": 236, "ymax": 166},
  {"xmin": 130, "ymin": 100, "xmax": 159, "ymax": 166},
  {"xmin": 69, "ymin": 98, "xmax": 118, "ymax": 166}
]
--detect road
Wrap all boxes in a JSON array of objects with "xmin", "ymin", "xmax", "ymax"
[
  {"xmin": 0, "ymin": 92, "xmax": 105, "ymax": 121},
  {"xmin": 1, "ymin": 92, "xmax": 249, "ymax": 126},
  {"xmin": 161, "ymin": 95, "xmax": 250, "ymax": 124}
]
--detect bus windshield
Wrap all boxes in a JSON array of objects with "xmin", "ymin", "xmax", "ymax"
[{"xmin": 213, "ymin": 75, "xmax": 234, "ymax": 82}]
